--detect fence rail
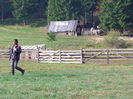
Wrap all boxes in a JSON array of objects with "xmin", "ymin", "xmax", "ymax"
[
  {"xmin": 0, "ymin": 50, "xmax": 37, "ymax": 61},
  {"xmin": 38, "ymin": 49, "xmax": 82, "ymax": 63},
  {"xmin": 1, "ymin": 49, "xmax": 133, "ymax": 64},
  {"xmin": 38, "ymin": 49, "xmax": 133, "ymax": 64}
]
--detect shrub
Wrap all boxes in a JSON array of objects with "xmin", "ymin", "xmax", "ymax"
[
  {"xmin": 47, "ymin": 32, "xmax": 56, "ymax": 41},
  {"xmin": 104, "ymin": 31, "xmax": 131, "ymax": 48},
  {"xmin": 104, "ymin": 31, "xmax": 120, "ymax": 48}
]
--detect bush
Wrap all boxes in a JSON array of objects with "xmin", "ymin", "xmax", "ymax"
[
  {"xmin": 104, "ymin": 31, "xmax": 131, "ymax": 48},
  {"xmin": 104, "ymin": 31, "xmax": 120, "ymax": 48},
  {"xmin": 47, "ymin": 32, "xmax": 56, "ymax": 42}
]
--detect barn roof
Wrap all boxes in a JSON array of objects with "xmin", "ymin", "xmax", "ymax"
[{"xmin": 48, "ymin": 20, "xmax": 78, "ymax": 33}]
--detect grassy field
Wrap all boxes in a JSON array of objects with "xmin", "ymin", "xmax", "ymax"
[
  {"xmin": 0, "ymin": 25, "xmax": 93, "ymax": 49},
  {"xmin": 1, "ymin": 25, "xmax": 133, "ymax": 98},
  {"xmin": 1, "ymin": 25, "xmax": 133, "ymax": 50},
  {"xmin": 0, "ymin": 61, "xmax": 133, "ymax": 99}
]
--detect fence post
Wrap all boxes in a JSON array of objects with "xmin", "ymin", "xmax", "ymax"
[
  {"xmin": 107, "ymin": 49, "xmax": 109, "ymax": 64},
  {"xmin": 25, "ymin": 51, "xmax": 29, "ymax": 60},
  {"xmin": 59, "ymin": 49, "xmax": 61, "ymax": 63},
  {"xmin": 37, "ymin": 46, "xmax": 40, "ymax": 63},
  {"xmin": 80, "ymin": 48, "xmax": 83, "ymax": 64}
]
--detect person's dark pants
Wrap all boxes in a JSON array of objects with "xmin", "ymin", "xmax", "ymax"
[{"xmin": 11, "ymin": 59, "xmax": 24, "ymax": 75}]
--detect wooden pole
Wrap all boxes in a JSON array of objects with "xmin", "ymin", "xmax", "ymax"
[
  {"xmin": 80, "ymin": 48, "xmax": 83, "ymax": 64},
  {"xmin": 37, "ymin": 46, "xmax": 40, "ymax": 63},
  {"xmin": 107, "ymin": 49, "xmax": 109, "ymax": 64},
  {"xmin": 59, "ymin": 49, "xmax": 61, "ymax": 63}
]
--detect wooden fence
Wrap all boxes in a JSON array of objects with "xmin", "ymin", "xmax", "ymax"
[
  {"xmin": 1, "ymin": 49, "xmax": 133, "ymax": 64},
  {"xmin": 0, "ymin": 50, "xmax": 9, "ymax": 60},
  {"xmin": 0, "ymin": 50, "xmax": 37, "ymax": 61},
  {"xmin": 38, "ymin": 49, "xmax": 82, "ymax": 63},
  {"xmin": 38, "ymin": 49, "xmax": 133, "ymax": 64}
]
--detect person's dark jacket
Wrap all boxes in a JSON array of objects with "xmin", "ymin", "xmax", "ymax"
[{"xmin": 9, "ymin": 45, "xmax": 22, "ymax": 61}]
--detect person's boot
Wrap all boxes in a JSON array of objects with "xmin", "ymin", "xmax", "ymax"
[
  {"xmin": 15, "ymin": 66, "xmax": 25, "ymax": 75},
  {"xmin": 12, "ymin": 70, "xmax": 15, "ymax": 75},
  {"xmin": 22, "ymin": 70, "xmax": 25, "ymax": 75}
]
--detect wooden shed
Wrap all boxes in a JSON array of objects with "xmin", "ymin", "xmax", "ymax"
[{"xmin": 48, "ymin": 20, "xmax": 82, "ymax": 36}]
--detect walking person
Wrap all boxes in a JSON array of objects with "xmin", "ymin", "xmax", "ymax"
[{"xmin": 9, "ymin": 39, "xmax": 25, "ymax": 75}]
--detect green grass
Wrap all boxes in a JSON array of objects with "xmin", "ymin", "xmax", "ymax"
[
  {"xmin": 0, "ymin": 61, "xmax": 133, "ymax": 99},
  {"xmin": 0, "ymin": 25, "xmax": 104, "ymax": 49}
]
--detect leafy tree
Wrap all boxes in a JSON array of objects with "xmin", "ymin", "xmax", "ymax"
[
  {"xmin": 37, "ymin": 0, "xmax": 48, "ymax": 18},
  {"xmin": 11, "ymin": 0, "xmax": 48, "ymax": 24},
  {"xmin": 47, "ymin": 0, "xmax": 99, "ymax": 23},
  {"xmin": 82, "ymin": 0, "xmax": 100, "ymax": 25},
  {"xmin": 0, "ymin": 0, "xmax": 100, "ymax": 25},
  {"xmin": 27, "ymin": 0, "xmax": 48, "ymax": 18},
  {"xmin": 0, "ymin": 0, "xmax": 12, "ymax": 22},
  {"xmin": 48, "ymin": 0, "xmax": 72, "ymax": 22},
  {"xmin": 99, "ymin": 0, "xmax": 133, "ymax": 33},
  {"xmin": 11, "ymin": 0, "xmax": 31, "ymax": 25},
  {"xmin": 70, "ymin": 0, "xmax": 82, "ymax": 20}
]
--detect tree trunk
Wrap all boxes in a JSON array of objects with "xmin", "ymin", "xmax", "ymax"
[
  {"xmin": 92, "ymin": 10, "xmax": 94, "ymax": 28},
  {"xmin": 23, "ymin": 20, "xmax": 26, "ymax": 26},
  {"xmin": 84, "ymin": 12, "xmax": 87, "ymax": 24},
  {"xmin": 1, "ymin": 2, "xmax": 4, "ymax": 23}
]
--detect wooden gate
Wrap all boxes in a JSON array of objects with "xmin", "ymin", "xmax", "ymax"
[
  {"xmin": 83, "ymin": 49, "xmax": 108, "ymax": 64},
  {"xmin": 82, "ymin": 49, "xmax": 133, "ymax": 64}
]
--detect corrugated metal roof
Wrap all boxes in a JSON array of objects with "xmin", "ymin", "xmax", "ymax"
[{"xmin": 48, "ymin": 20, "xmax": 78, "ymax": 32}]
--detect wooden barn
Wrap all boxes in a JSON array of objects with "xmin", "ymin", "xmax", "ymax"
[{"xmin": 48, "ymin": 20, "xmax": 82, "ymax": 36}]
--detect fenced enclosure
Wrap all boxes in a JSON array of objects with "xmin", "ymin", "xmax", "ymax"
[
  {"xmin": 0, "ymin": 50, "xmax": 37, "ymax": 61},
  {"xmin": 1, "ymin": 49, "xmax": 133, "ymax": 64}
]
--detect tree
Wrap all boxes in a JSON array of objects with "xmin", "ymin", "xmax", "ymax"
[
  {"xmin": 48, "ymin": 0, "xmax": 72, "ymax": 22},
  {"xmin": 99, "ymin": 0, "xmax": 133, "ymax": 33},
  {"xmin": 70, "ymin": 0, "xmax": 82, "ymax": 20},
  {"xmin": 26, "ymin": 0, "xmax": 48, "ymax": 18},
  {"xmin": 82, "ymin": 0, "xmax": 99, "ymax": 24},
  {"xmin": 11, "ymin": 0, "xmax": 31, "ymax": 25},
  {"xmin": 0, "ymin": 0, "xmax": 5, "ymax": 22},
  {"xmin": 37, "ymin": 0, "xmax": 48, "ymax": 18},
  {"xmin": 0, "ymin": 0, "xmax": 48, "ymax": 24},
  {"xmin": 47, "ymin": 0, "xmax": 99, "ymax": 24},
  {"xmin": 0, "ymin": 0, "xmax": 12, "ymax": 23}
]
